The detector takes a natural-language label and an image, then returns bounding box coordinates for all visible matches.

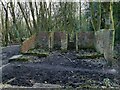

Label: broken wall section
[21,34,36,53]
[53,32,68,50]
[95,29,115,64]
[21,31,95,52]
[21,30,115,62]
[36,32,50,51]
[77,31,95,49]
[35,31,68,51]
[53,31,95,51]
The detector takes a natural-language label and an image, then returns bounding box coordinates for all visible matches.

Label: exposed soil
[2,50,120,89]
[1,45,20,66]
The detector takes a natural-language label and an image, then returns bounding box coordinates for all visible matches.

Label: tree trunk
[1,7,5,46]
[90,1,101,31]
[29,2,37,32]
[17,2,32,35]
[1,1,9,46]
[10,2,22,43]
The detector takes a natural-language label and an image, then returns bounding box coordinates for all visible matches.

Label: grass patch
[76,53,104,59]
[78,46,96,51]
[9,56,29,62]
[22,48,49,58]
[22,52,49,58]
[61,49,68,53]
[77,84,99,89]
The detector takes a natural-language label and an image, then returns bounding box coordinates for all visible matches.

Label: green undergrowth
[78,46,96,51]
[22,52,49,58]
[22,48,49,58]
[76,53,104,59]
[65,85,119,90]
[61,49,68,53]
[9,48,50,62]
[9,56,29,62]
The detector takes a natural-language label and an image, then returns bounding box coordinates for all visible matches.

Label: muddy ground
[2,49,120,89]
[1,45,20,66]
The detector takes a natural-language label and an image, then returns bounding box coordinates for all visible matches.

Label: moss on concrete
[22,52,49,58]
[9,57,29,62]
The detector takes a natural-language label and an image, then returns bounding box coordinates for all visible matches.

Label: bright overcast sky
[1,0,120,3]
[1,0,119,2]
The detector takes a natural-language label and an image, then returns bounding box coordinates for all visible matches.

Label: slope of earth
[2,49,120,89]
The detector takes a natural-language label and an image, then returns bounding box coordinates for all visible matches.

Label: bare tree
[17,2,32,35]
[1,1,9,46]
[29,2,37,32]
[90,1,101,31]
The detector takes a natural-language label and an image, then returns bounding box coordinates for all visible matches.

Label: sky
[1,0,119,2]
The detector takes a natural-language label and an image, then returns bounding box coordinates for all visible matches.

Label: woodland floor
[1,45,120,89]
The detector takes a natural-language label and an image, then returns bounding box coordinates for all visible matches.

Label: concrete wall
[36,32,50,50]
[53,32,68,50]
[53,31,95,50]
[21,30,115,63]
[77,31,95,49]
[53,32,62,49]
[21,34,36,53]
[35,31,68,51]
[21,31,95,52]
[60,32,68,50]
[95,29,115,62]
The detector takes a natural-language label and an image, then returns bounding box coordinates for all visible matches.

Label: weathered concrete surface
[60,32,68,50]
[67,32,76,50]
[21,31,95,51]
[33,83,62,88]
[21,34,36,53]
[77,31,95,49]
[49,32,54,50]
[0,83,62,89]
[36,32,49,50]
[95,29,115,64]
[20,30,115,65]
[53,32,62,49]
[53,32,68,50]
